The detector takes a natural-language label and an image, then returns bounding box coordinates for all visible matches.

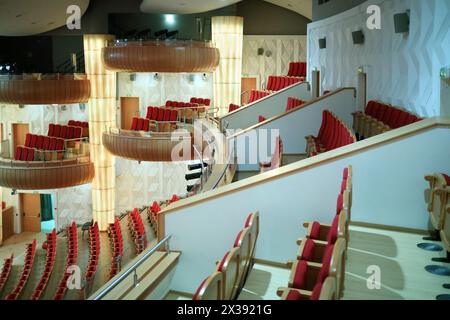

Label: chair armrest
[277,287,313,299]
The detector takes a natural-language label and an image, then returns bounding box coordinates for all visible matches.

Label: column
[212,16,244,116]
[83,34,116,231]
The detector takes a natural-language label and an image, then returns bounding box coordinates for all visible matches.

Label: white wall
[243,35,307,87]
[220,82,312,130]
[232,88,356,171]
[164,124,450,293]
[307,0,450,117]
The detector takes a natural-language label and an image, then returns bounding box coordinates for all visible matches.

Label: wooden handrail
[219,81,311,119]
[159,117,450,217]
[227,87,356,139]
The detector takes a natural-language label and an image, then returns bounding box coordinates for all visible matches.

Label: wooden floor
[0,208,157,300]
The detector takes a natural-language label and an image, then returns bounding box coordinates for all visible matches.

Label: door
[241,77,257,105]
[120,97,140,130]
[20,193,41,233]
[357,72,367,111]
[12,123,30,152]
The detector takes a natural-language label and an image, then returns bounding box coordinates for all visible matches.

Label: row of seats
[130,117,151,132]
[31,229,57,300]
[277,167,353,300]
[67,120,89,138]
[258,97,306,123]
[0,254,14,292]
[352,100,422,139]
[228,103,240,113]
[287,62,307,78]
[305,110,356,157]
[148,195,180,236]
[14,146,36,161]
[85,222,100,283]
[266,76,302,92]
[25,133,65,151]
[193,212,259,300]
[108,217,124,280]
[424,173,450,260]
[248,90,270,104]
[48,124,83,141]
[145,106,179,131]
[286,97,306,112]
[4,240,37,300]
[53,222,78,300]
[128,209,148,255]
[259,136,283,173]
[190,97,211,106]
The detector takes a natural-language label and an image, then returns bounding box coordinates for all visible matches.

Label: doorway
[40,194,55,232]
[241,77,258,105]
[357,72,367,111]
[12,123,30,155]
[120,97,140,130]
[20,193,41,233]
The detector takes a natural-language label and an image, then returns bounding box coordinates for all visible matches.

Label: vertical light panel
[83,34,116,231]
[212,16,244,116]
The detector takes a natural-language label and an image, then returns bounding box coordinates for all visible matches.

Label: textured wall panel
[307,0,450,117]
[243,35,307,88]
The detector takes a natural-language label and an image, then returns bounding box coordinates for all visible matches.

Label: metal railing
[91,235,172,300]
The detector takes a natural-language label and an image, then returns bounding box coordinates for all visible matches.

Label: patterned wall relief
[307,0,450,117]
[243,35,307,89]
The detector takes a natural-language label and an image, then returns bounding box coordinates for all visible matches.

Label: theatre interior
[0,0,449,301]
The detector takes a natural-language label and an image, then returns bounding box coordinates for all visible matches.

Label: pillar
[83,34,116,231]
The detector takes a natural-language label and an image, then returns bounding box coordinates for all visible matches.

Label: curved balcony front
[0,74,91,105]
[0,157,95,190]
[102,128,202,162]
[102,40,220,73]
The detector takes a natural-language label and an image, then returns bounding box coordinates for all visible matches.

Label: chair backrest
[67,126,75,139]
[60,125,68,139]
[146,106,154,119]
[142,119,150,132]
[328,238,346,299]
[20,147,28,161]
[233,228,251,291]
[53,125,61,138]
[43,137,51,150]
[430,173,450,229]
[15,147,22,161]
[30,134,38,148]
[48,124,55,137]
[316,277,337,300]
[216,247,240,300]
[193,271,222,300]
[130,117,138,131]
[244,212,259,260]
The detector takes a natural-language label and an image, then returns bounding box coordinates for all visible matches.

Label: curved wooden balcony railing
[0,74,91,105]
[0,156,94,190]
[102,128,203,162]
[102,40,220,73]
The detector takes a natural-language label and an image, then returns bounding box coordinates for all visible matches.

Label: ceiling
[264,0,312,19]
[140,0,312,18]
[0,0,90,36]
[140,0,242,14]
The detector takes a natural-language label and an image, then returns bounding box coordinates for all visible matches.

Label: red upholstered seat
[35,136,44,149]
[53,125,61,138]
[142,119,150,132]
[151,107,159,120]
[42,137,51,150]
[300,239,316,261]
[24,133,32,147]
[55,138,64,151]
[60,126,68,139]
[30,134,38,148]
[217,251,230,272]
[20,148,31,161]
[49,137,57,150]
[311,283,323,300]
[317,245,334,283]
[169,110,178,121]
[67,126,74,139]
[157,108,165,121]
[229,104,240,113]
[73,127,82,139]
[443,174,450,186]
[146,106,154,119]
[130,117,138,131]
[48,124,55,137]
[326,215,340,245]
[258,116,266,123]
[309,221,321,240]
[163,109,171,121]
[292,260,308,289]
[136,118,144,131]
[15,147,22,161]
[285,289,302,300]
